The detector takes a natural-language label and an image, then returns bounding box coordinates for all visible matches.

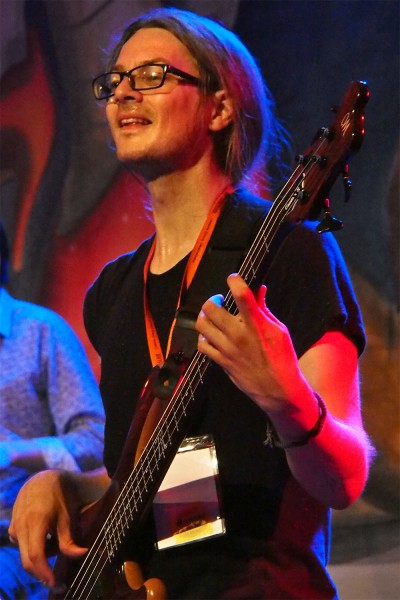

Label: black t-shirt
[83,189,365,599]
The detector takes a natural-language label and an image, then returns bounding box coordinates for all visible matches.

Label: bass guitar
[50,80,369,599]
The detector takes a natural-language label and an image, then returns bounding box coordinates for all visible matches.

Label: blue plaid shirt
[0,288,105,536]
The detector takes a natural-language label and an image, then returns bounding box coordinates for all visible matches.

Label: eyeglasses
[92,63,201,100]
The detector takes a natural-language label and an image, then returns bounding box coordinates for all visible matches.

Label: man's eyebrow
[112,58,169,71]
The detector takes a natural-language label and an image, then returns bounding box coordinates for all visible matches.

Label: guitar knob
[297,189,310,204]
[317,213,344,233]
[316,198,343,233]
[175,351,186,364]
[319,127,332,139]
[312,154,327,165]
[296,154,308,164]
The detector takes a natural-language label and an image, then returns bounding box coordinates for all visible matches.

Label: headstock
[284,80,369,227]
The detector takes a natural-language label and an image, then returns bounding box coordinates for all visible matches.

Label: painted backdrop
[1,1,399,596]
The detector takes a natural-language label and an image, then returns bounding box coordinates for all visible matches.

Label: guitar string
[98,134,332,530]
[64,165,320,599]
[100,152,323,514]
[71,183,308,598]
[64,157,321,599]
[63,201,291,596]
[64,138,329,598]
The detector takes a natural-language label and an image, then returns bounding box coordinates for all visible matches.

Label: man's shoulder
[91,236,153,291]
[85,236,154,316]
[0,290,81,348]
[212,188,271,251]
[11,296,74,333]
[230,187,272,213]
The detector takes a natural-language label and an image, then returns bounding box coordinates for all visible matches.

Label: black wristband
[266,392,327,449]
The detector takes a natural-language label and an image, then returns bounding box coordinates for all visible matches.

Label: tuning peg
[312,127,331,142]
[342,164,352,202]
[316,198,343,233]
[312,154,327,165]
[296,154,309,164]
[319,127,332,139]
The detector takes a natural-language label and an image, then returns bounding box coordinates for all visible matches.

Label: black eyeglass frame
[92,63,201,100]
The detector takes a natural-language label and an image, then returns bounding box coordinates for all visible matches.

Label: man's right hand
[8,469,88,588]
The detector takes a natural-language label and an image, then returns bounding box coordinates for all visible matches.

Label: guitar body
[50,557,165,599]
[48,481,167,599]
[50,556,161,600]
[47,371,170,599]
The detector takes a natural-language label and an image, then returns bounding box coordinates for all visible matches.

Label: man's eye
[109,75,121,88]
[148,70,162,82]
[136,68,163,85]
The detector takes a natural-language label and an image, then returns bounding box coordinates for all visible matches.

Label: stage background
[1,1,399,597]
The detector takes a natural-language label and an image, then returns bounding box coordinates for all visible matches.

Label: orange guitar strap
[143,186,234,368]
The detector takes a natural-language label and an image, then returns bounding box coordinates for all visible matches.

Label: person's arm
[35,312,105,473]
[0,314,104,474]
[8,467,110,588]
[5,314,107,588]
[0,438,48,471]
[196,274,373,509]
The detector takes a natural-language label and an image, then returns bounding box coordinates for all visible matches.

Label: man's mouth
[120,117,151,127]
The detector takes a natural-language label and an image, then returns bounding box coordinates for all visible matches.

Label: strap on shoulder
[170,190,270,358]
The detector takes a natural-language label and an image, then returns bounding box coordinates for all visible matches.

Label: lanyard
[143,186,234,367]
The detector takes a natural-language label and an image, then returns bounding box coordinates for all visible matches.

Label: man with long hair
[10,8,372,599]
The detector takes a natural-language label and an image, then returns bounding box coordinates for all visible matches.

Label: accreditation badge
[152,435,225,550]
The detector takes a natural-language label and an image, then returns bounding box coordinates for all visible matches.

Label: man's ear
[208,89,234,132]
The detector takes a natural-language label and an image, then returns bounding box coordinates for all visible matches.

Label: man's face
[105,27,213,180]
